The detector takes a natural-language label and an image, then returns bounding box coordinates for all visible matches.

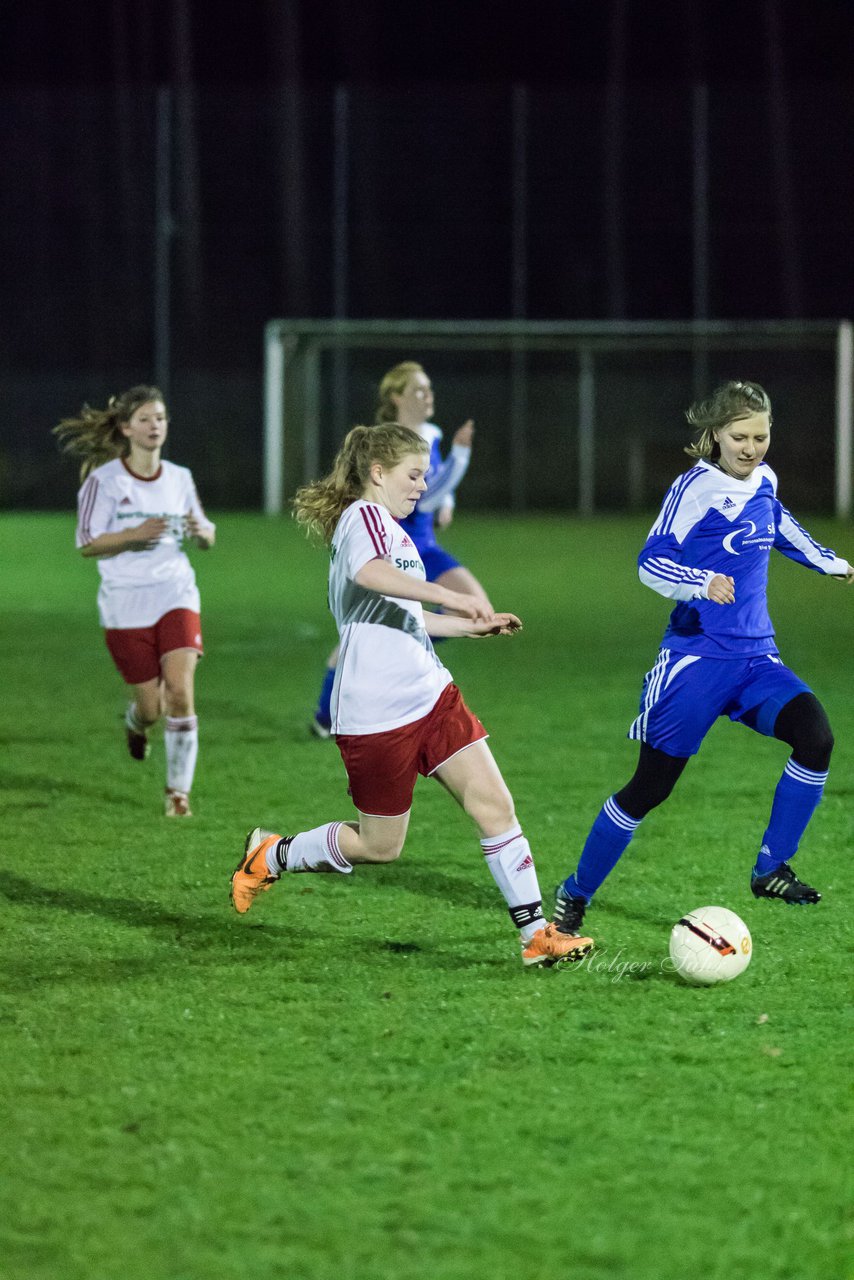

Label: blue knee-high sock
[753,758,828,877]
[315,667,336,728]
[562,796,642,902]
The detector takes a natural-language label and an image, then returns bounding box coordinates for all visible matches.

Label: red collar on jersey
[122,457,163,482]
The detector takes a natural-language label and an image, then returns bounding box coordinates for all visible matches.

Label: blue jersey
[399,423,470,552]
[638,460,847,658]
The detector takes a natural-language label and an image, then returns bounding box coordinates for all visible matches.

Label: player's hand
[707,573,735,604]
[452,419,474,448]
[436,503,454,530]
[830,562,854,584]
[441,590,494,623]
[184,514,214,547]
[468,613,523,637]
[124,517,170,551]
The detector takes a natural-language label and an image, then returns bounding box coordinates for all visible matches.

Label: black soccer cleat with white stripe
[553,883,590,934]
[751,861,821,905]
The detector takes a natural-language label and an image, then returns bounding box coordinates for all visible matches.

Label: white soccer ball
[668,905,752,986]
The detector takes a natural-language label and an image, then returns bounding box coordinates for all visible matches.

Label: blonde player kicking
[54,385,215,816]
[231,423,591,967]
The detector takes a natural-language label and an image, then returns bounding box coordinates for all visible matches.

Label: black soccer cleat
[751,861,821,905]
[553,883,590,935]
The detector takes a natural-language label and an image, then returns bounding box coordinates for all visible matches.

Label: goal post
[263,318,852,517]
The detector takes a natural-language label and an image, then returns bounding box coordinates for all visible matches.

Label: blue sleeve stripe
[642,556,707,585]
[654,466,704,537]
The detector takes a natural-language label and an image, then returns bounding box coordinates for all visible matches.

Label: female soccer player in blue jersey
[548,380,853,947]
[310,361,492,736]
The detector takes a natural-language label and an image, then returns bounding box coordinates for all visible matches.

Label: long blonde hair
[376,361,425,423]
[685,380,772,460]
[293,423,429,544]
[53,385,166,480]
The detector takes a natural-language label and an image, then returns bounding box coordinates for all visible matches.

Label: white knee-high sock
[265,822,353,875]
[481,824,545,939]
[165,715,198,794]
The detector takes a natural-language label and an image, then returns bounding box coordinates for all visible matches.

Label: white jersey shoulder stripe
[77,474,99,544]
[358,503,391,558]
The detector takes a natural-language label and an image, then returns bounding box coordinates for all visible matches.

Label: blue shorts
[418,542,461,582]
[628,648,812,758]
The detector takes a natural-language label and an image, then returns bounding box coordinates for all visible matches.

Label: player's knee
[469,789,515,834]
[616,768,682,817]
[793,719,834,772]
[777,693,834,771]
[362,834,405,863]
[162,681,192,717]
[370,843,404,863]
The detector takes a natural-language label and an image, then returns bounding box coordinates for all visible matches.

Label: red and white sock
[481,824,545,941]
[165,715,198,795]
[265,822,353,876]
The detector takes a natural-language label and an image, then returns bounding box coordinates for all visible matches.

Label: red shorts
[105,609,203,685]
[335,682,488,817]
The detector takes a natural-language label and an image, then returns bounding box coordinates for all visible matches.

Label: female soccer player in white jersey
[231,422,590,967]
[54,386,215,816]
[547,380,854,948]
[310,361,491,736]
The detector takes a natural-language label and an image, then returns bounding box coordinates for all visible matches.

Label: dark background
[1,0,852,509]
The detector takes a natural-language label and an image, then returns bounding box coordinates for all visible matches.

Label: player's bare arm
[80,517,170,558]
[425,611,522,639]
[451,419,474,447]
[354,557,493,622]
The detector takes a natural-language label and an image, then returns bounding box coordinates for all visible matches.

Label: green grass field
[1,511,851,1280]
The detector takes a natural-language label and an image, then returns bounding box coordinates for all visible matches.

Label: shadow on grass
[594,898,673,928]
[0,769,137,808]
[0,871,291,956]
[0,872,499,983]
[377,860,497,911]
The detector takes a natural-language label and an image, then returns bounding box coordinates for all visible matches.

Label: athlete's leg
[432,737,515,834]
[772,690,834,770]
[161,647,197,717]
[433,740,550,934]
[230,813,410,912]
[129,676,161,727]
[124,675,160,761]
[752,691,833,887]
[561,743,690,903]
[161,648,199,806]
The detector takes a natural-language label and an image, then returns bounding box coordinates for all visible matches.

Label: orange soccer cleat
[230,827,283,914]
[521,923,593,968]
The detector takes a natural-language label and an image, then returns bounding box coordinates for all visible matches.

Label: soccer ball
[668,905,752,986]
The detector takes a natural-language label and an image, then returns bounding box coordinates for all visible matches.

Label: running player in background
[310,361,491,737]
[54,386,215,817]
[548,380,853,947]
[232,422,590,967]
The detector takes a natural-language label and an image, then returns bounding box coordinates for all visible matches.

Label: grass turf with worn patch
[1,512,851,1280]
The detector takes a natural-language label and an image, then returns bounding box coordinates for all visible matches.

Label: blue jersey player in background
[310,361,492,737]
[547,380,853,951]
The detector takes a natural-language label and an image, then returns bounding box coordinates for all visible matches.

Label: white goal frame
[263,318,852,517]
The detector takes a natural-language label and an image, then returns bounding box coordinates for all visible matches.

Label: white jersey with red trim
[328,499,452,735]
[76,457,214,628]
